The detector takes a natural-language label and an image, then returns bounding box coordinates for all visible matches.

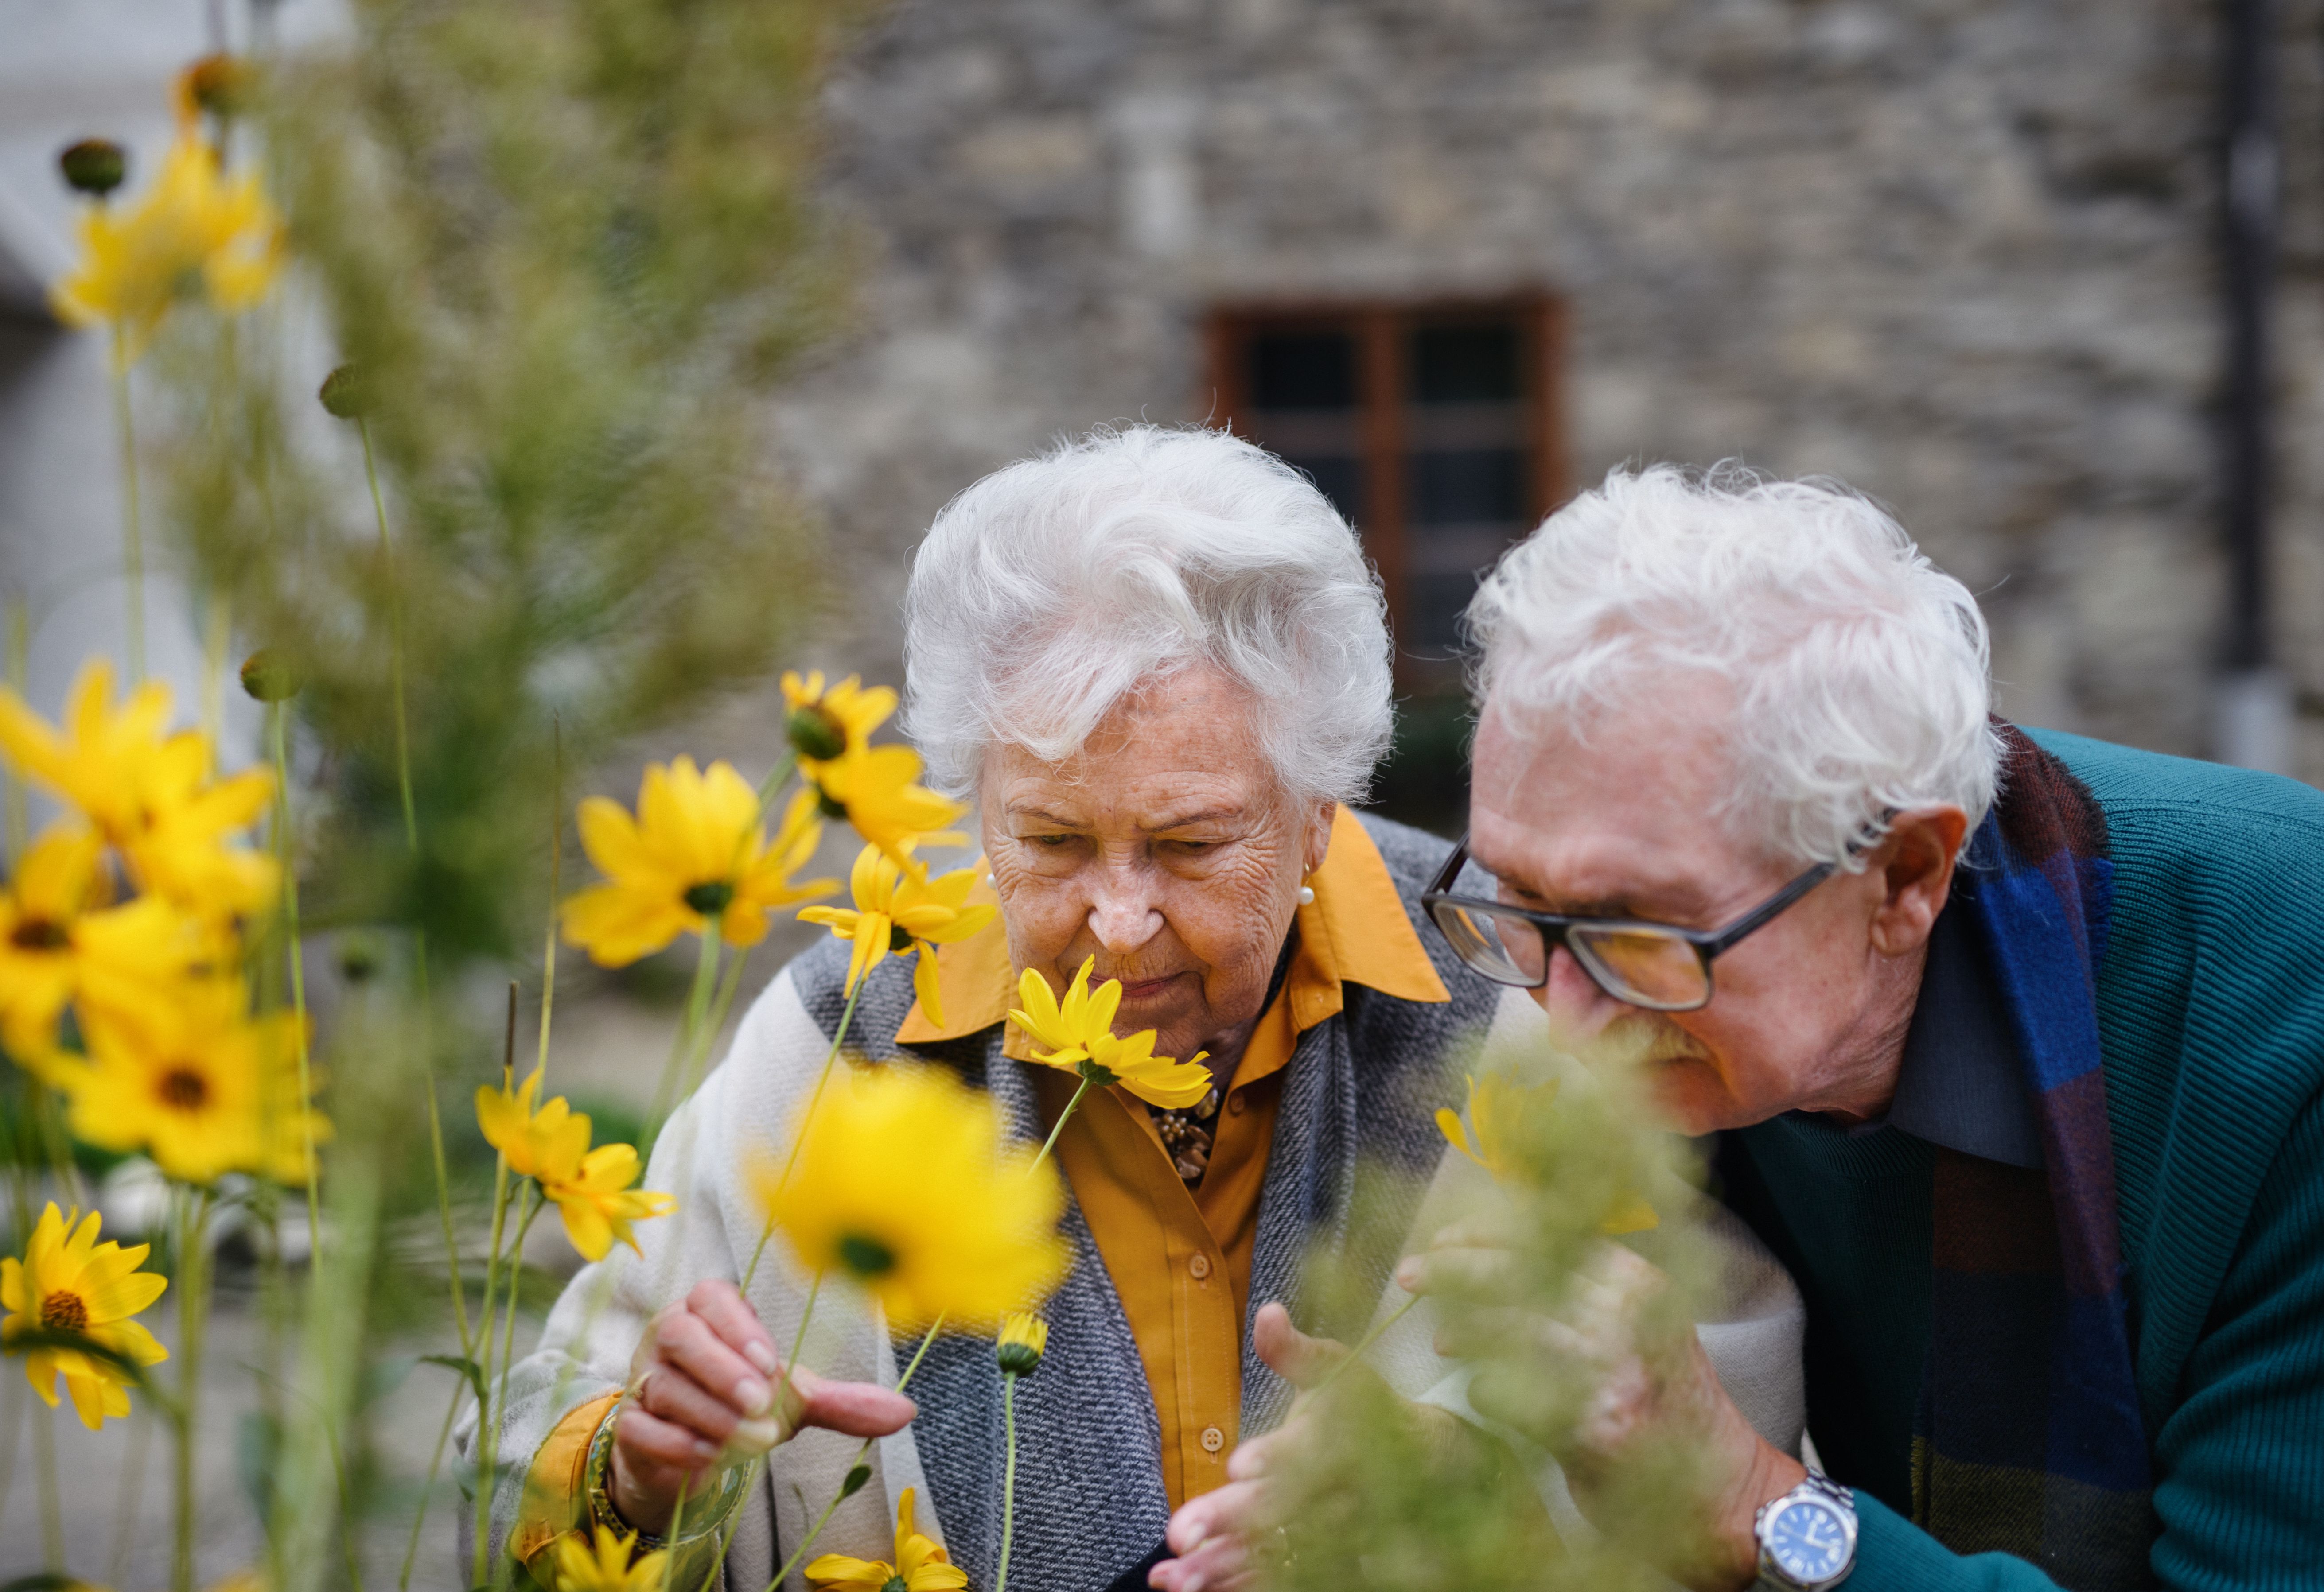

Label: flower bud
[240,649,300,703]
[996,1312,1047,1378]
[318,365,368,420]
[58,140,127,198]
[182,54,256,119]
[786,703,848,764]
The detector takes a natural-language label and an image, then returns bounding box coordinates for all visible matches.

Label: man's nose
[1536,944,1627,1045]
[1086,868,1165,954]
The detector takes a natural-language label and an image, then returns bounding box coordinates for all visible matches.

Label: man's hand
[610,1280,917,1535]
[1148,1303,1339,1592]
[1398,1222,1803,1592]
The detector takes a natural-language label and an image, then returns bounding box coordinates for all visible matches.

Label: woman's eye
[1027,833,1074,848]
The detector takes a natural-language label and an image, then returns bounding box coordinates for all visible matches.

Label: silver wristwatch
[1753,1469,1857,1590]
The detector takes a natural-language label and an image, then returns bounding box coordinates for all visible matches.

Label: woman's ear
[1304,800,1338,877]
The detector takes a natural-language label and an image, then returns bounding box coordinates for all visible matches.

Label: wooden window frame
[1203,292,1569,686]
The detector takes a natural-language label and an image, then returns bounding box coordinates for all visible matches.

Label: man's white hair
[1466,463,2002,869]
[903,425,1393,805]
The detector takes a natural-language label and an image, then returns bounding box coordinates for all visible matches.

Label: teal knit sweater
[1725,730,2324,1589]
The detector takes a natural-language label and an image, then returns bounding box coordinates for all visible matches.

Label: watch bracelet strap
[1752,1468,1859,1591]
[583,1394,753,1551]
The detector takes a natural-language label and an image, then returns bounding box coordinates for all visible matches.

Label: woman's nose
[1085,877,1165,955]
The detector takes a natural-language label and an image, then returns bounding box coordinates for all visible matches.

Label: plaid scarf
[1915,725,2156,1588]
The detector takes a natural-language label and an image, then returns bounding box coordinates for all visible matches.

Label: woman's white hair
[1466,463,2002,869]
[903,425,1393,805]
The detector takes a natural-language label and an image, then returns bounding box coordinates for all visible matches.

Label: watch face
[1766,1498,1851,1585]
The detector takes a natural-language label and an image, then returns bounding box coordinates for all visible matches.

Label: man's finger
[1164,1478,1267,1557]
[688,1280,780,1378]
[1150,1530,1255,1592]
[786,1366,918,1440]
[1395,1244,1525,1303]
[1252,1301,1343,1391]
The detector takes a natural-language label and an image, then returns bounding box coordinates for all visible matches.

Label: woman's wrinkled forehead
[982,668,1287,821]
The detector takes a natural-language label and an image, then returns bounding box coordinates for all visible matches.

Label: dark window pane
[1248,331,1357,410]
[1409,448,1526,526]
[1409,323,1520,404]
[1279,454,1363,522]
[1405,571,1484,652]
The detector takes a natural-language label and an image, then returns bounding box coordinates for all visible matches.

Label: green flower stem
[171,1188,217,1592]
[31,1381,63,1570]
[269,702,322,1243]
[997,1372,1021,1592]
[359,415,418,853]
[678,942,754,1106]
[1305,1292,1423,1401]
[109,326,144,681]
[4,592,27,860]
[470,1121,517,1585]
[740,980,864,1292]
[397,1371,462,1592]
[1031,1074,1094,1173]
[648,923,725,1149]
[490,1187,545,1453]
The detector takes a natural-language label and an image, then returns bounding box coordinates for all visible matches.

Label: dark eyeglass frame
[1420,836,1834,1011]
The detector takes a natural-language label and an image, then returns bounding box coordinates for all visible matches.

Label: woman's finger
[637,1363,744,1444]
[1152,1529,1255,1592]
[615,1401,722,1472]
[686,1280,781,1378]
[651,1307,771,1421]
[1395,1243,1525,1302]
[786,1365,919,1439]
[1164,1478,1267,1557]
[1251,1301,1343,1390]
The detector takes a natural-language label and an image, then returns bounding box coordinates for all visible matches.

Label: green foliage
[158,0,872,962]
[1265,1046,1724,1592]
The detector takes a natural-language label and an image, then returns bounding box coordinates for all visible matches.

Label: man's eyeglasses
[1420,837,1833,1012]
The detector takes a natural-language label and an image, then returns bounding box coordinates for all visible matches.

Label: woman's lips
[1113,974,1184,1001]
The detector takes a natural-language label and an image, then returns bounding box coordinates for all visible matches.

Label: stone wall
[770,0,2324,778]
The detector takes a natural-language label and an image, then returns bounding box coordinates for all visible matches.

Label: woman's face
[980,667,1335,1072]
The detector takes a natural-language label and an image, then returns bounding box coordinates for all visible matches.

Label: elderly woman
[474,429,1798,1592]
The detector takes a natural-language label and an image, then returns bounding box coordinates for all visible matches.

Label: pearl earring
[1297,880,1316,905]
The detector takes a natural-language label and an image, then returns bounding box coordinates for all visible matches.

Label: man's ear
[1868,808,1968,957]
[1305,800,1338,876]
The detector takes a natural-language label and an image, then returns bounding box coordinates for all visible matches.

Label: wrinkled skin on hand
[610,1278,917,1535]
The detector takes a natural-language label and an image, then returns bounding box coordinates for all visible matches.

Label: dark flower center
[888,923,915,954]
[815,786,847,821]
[10,916,69,951]
[837,1233,897,1279]
[786,703,849,764]
[41,1290,89,1332]
[683,880,735,916]
[880,1578,909,1592]
[157,1067,210,1111]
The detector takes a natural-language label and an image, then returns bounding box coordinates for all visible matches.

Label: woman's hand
[1398,1223,1802,1592]
[609,1279,917,1535]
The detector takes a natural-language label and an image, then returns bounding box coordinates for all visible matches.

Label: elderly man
[1384,466,2324,1590]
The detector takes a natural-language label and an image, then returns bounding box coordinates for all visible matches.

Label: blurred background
[1,0,2318,1580]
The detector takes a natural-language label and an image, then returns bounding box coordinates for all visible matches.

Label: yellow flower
[753,1065,1067,1331]
[474,1067,590,1183]
[782,671,897,775]
[0,660,276,920]
[996,1311,1048,1378]
[562,761,836,967]
[70,986,328,1186]
[1436,1072,1658,1235]
[49,133,283,365]
[0,824,208,1076]
[551,1526,669,1592]
[541,1143,676,1264]
[808,744,969,881]
[806,1486,967,1592]
[1008,956,1213,1111]
[796,842,996,1028]
[1,1203,168,1430]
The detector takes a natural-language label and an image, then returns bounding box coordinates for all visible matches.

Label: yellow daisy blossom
[806,1486,967,1592]
[808,744,969,880]
[781,671,898,777]
[753,1065,1067,1331]
[49,133,283,365]
[1436,1072,1657,1235]
[796,842,996,1028]
[0,823,204,1070]
[550,1525,669,1592]
[0,661,276,919]
[474,1067,590,1183]
[541,1144,676,1263]
[997,1311,1049,1377]
[70,986,328,1186]
[1008,956,1213,1111]
[1,1203,168,1430]
[562,761,835,967]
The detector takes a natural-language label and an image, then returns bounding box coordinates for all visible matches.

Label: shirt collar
[1883,881,2047,1169]
[894,805,1448,1048]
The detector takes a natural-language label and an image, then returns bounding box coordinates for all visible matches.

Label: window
[1204,296,1568,687]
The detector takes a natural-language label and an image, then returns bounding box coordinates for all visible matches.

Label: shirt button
[1199,1425,1225,1453]
[1228,1092,1247,1116]
[1188,1253,1211,1280]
